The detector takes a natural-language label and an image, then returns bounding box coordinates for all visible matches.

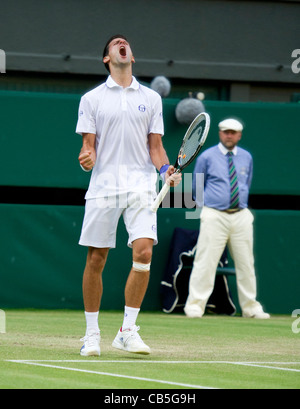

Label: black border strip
[0,186,299,210]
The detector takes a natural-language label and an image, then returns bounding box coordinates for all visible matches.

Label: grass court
[0,310,299,390]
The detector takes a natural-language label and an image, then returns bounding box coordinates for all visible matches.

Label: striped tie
[227,152,239,209]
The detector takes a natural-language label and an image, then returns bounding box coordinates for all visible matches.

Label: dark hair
[102,34,129,73]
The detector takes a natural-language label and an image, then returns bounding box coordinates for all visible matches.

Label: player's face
[104,38,135,68]
[219,130,242,150]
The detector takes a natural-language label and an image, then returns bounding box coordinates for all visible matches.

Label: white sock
[122,306,140,331]
[85,311,100,335]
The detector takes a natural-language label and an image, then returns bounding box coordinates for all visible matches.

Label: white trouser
[184,206,264,317]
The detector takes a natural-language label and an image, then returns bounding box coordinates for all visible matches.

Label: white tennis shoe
[112,325,151,355]
[80,331,101,356]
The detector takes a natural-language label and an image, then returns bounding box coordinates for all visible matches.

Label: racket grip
[150,182,170,213]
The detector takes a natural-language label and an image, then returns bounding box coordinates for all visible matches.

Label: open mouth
[119,46,127,57]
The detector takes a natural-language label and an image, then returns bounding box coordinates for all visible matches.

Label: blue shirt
[192,143,253,210]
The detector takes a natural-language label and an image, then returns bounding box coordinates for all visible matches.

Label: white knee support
[132,262,151,272]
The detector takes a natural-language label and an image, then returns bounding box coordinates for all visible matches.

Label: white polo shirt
[76,76,164,199]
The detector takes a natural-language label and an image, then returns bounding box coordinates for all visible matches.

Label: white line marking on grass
[232,362,300,373]
[7,359,300,390]
[7,360,217,389]
[8,359,300,368]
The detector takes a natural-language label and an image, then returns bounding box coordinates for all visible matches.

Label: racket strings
[179,120,207,166]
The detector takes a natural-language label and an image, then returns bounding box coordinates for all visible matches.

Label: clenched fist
[78,150,96,171]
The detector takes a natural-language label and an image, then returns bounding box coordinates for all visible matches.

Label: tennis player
[76,35,181,356]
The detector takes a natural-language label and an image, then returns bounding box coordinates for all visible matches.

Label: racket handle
[151,182,170,213]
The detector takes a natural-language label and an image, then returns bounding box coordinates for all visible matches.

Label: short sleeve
[75,95,97,135]
[149,94,164,136]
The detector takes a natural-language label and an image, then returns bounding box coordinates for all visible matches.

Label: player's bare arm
[148,133,181,187]
[79,133,96,171]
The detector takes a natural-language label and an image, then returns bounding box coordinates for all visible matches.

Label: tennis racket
[151,112,210,213]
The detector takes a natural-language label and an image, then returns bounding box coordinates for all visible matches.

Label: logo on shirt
[138,104,146,112]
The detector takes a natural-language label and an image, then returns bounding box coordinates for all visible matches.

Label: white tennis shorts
[79,192,158,248]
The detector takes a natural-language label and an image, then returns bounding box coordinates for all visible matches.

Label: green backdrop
[0,90,299,195]
[0,204,299,314]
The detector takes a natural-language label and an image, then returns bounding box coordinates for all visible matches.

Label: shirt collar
[106,75,140,90]
[218,142,238,156]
